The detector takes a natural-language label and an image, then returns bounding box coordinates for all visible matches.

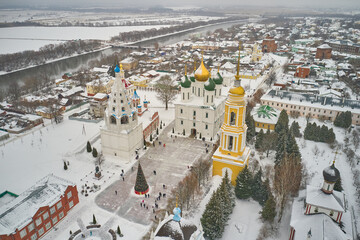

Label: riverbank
[0,17,259,88]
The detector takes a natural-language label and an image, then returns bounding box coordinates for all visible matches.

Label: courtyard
[95,121,211,225]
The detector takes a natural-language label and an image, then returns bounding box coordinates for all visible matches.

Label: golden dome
[229,86,245,95]
[194,59,210,82]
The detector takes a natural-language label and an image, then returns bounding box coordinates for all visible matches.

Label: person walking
[115,190,117,195]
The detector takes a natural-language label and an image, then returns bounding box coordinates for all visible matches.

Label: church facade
[174,59,226,140]
[212,50,251,185]
[101,65,143,160]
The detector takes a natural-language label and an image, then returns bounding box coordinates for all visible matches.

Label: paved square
[95,121,210,225]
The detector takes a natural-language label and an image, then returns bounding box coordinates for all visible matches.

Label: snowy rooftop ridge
[0,174,75,234]
[261,89,360,114]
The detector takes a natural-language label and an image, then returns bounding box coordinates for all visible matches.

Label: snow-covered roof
[317,44,332,49]
[93,93,108,100]
[60,86,83,98]
[306,185,344,212]
[0,174,75,234]
[290,190,352,240]
[261,90,360,115]
[221,62,236,69]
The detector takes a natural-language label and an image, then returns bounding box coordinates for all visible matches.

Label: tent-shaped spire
[134,162,149,195]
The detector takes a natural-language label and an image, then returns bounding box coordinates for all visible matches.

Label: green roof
[213,72,223,85]
[180,75,191,88]
[204,78,216,91]
[257,105,278,119]
[189,76,196,82]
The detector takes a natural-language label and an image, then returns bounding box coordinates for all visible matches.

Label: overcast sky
[1,0,359,9]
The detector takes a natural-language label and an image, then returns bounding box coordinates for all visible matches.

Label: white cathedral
[101,65,143,159]
[174,58,226,140]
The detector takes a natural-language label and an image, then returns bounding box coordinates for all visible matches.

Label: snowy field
[0,25,169,54]
[0,9,223,25]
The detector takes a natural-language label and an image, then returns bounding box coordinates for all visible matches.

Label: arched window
[207,95,209,103]
[183,92,185,100]
[110,116,116,124]
[211,95,213,103]
[230,112,236,125]
[121,115,129,124]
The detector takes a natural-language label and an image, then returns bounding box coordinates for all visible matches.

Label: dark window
[230,112,236,125]
[121,116,129,124]
[228,136,233,150]
[110,116,116,124]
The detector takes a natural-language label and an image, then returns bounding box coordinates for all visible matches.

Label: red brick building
[262,36,277,53]
[315,44,332,59]
[0,174,79,240]
[294,66,311,78]
[143,111,160,140]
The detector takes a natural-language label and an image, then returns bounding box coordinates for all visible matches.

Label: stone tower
[101,65,143,160]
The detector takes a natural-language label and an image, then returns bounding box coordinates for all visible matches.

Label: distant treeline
[111,16,245,43]
[0,40,101,72]
[0,21,44,28]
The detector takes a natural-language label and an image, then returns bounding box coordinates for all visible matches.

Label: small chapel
[212,47,251,185]
[100,64,143,159]
[174,56,226,140]
[289,161,353,239]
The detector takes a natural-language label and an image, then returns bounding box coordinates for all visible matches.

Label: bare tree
[192,159,212,188]
[8,82,21,101]
[154,75,178,110]
[274,155,302,221]
[352,130,359,149]
[262,131,277,157]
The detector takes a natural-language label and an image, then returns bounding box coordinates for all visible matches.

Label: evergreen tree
[275,131,286,166]
[156,128,159,135]
[183,129,185,135]
[320,125,329,142]
[261,194,276,222]
[92,214,97,224]
[275,110,289,134]
[286,133,301,160]
[235,166,253,199]
[199,133,202,139]
[255,129,264,150]
[290,121,301,138]
[327,128,336,144]
[246,113,256,143]
[63,161,68,170]
[224,170,235,207]
[218,172,234,222]
[251,169,268,206]
[86,141,92,152]
[134,162,149,194]
[334,177,343,192]
[150,134,153,142]
[334,111,352,128]
[92,147,98,158]
[201,191,225,240]
[117,225,123,237]
[172,128,174,134]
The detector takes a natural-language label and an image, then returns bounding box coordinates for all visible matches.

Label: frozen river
[0,25,169,54]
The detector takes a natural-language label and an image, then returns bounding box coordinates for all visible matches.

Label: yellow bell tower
[212,43,251,185]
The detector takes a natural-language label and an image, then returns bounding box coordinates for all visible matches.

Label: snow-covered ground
[0,25,169,54]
